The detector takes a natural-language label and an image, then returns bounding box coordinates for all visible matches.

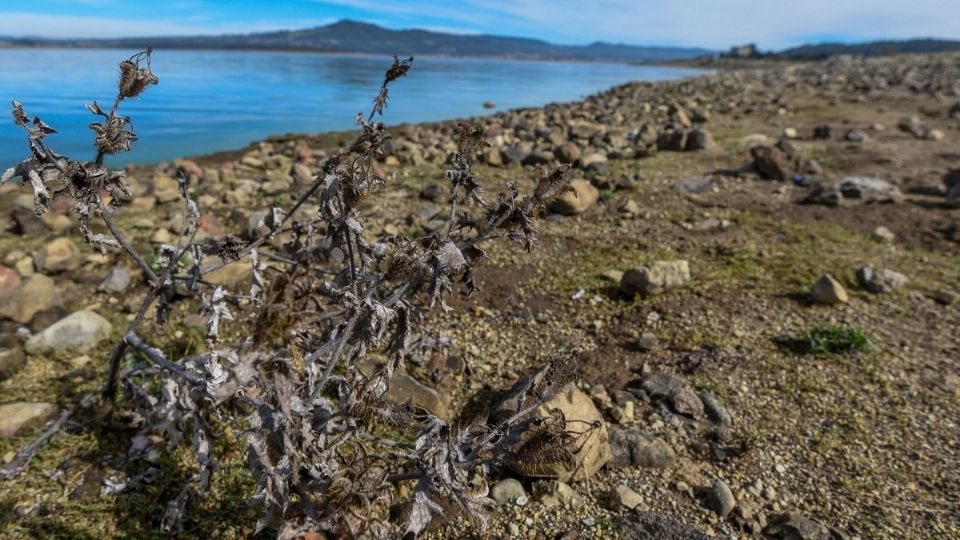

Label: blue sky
[0,0,957,50]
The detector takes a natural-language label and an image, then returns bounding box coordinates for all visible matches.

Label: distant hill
[0,19,714,63]
[776,38,960,60]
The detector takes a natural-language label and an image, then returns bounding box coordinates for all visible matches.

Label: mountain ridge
[0,19,715,62]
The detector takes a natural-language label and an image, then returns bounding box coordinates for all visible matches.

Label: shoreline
[131,66,718,171]
[0,43,701,68]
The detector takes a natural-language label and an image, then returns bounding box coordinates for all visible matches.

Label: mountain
[0,20,713,63]
[776,38,960,60]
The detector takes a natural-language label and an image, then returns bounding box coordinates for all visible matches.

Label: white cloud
[0,12,314,39]
[316,0,960,49]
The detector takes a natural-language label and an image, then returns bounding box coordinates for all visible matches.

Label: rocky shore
[1,52,959,538]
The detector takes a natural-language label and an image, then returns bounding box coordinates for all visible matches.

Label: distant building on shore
[723,43,762,59]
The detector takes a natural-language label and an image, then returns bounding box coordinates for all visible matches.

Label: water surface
[0,49,706,166]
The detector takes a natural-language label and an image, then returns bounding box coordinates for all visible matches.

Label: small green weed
[806,324,872,354]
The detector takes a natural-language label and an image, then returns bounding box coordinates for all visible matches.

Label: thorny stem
[124,332,205,388]
[104,199,200,402]
[103,287,158,401]
[100,210,159,285]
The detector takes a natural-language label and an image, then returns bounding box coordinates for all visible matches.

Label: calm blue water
[0,49,706,166]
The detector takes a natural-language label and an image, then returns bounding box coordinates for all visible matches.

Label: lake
[0,48,706,167]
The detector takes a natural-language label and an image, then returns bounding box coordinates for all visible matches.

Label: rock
[490,478,526,505]
[607,427,675,469]
[502,382,610,481]
[0,402,59,438]
[844,129,868,143]
[856,266,907,294]
[580,152,609,172]
[808,177,904,206]
[34,237,81,273]
[620,199,641,216]
[522,150,554,166]
[872,226,895,243]
[569,121,605,140]
[949,185,960,208]
[152,175,181,203]
[607,484,644,510]
[635,332,659,351]
[898,115,932,139]
[532,480,580,508]
[383,155,401,167]
[0,274,64,323]
[810,274,848,305]
[742,133,770,147]
[611,400,634,424]
[699,392,732,425]
[635,123,659,147]
[783,127,799,139]
[178,159,204,180]
[813,125,833,139]
[358,357,448,418]
[482,147,503,167]
[292,163,313,184]
[98,266,132,294]
[15,257,34,277]
[703,480,736,517]
[206,259,253,288]
[25,310,113,355]
[387,370,449,418]
[668,386,704,418]
[602,269,625,283]
[669,104,692,127]
[419,183,446,202]
[550,179,598,215]
[0,266,22,292]
[763,512,838,540]
[620,260,691,296]
[499,145,526,166]
[657,125,687,151]
[928,289,958,306]
[685,128,715,151]
[555,142,582,163]
[0,349,26,380]
[751,145,793,180]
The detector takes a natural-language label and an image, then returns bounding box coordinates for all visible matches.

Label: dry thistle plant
[1,51,580,538]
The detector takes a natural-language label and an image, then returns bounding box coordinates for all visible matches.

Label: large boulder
[25,310,113,355]
[499,382,610,482]
[550,179,598,215]
[0,274,64,324]
[620,260,691,296]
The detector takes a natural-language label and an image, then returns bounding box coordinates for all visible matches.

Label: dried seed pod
[118,49,158,99]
